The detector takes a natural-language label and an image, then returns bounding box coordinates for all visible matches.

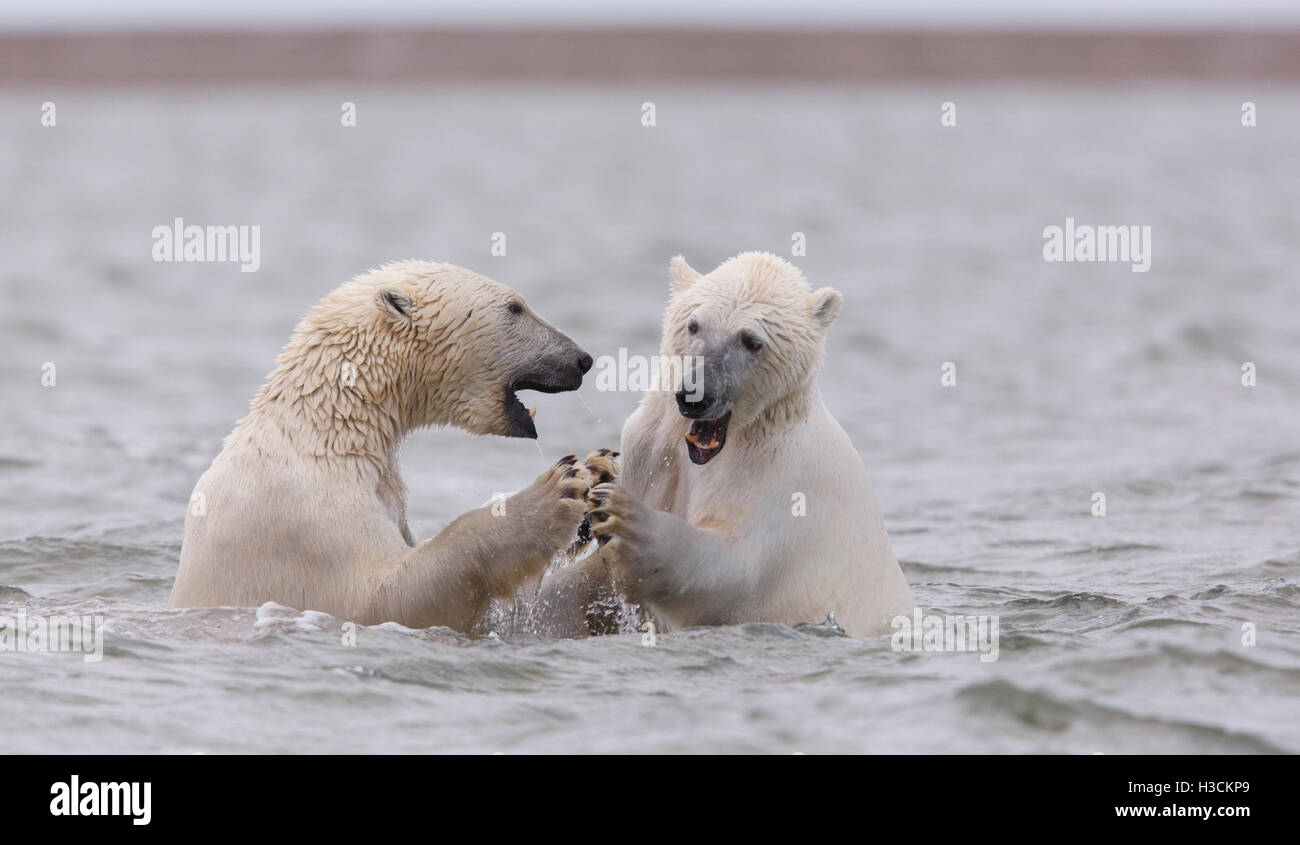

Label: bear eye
[740,332,763,352]
[687,319,699,335]
[507,301,523,315]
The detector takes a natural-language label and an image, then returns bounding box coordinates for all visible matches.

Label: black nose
[576,351,593,374]
[676,390,713,418]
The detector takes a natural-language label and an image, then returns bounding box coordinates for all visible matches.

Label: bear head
[271,261,592,445]
[659,252,841,464]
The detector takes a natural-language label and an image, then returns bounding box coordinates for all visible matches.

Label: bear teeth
[528,406,537,420]
[686,428,717,447]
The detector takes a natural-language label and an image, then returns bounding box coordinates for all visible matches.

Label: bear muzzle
[501,349,593,438]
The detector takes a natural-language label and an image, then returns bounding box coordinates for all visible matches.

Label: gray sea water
[1,85,1298,753]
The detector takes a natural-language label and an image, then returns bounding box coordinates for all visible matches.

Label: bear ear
[809,287,843,330]
[668,255,702,294]
[377,288,416,322]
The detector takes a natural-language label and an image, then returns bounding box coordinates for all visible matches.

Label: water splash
[575,389,601,423]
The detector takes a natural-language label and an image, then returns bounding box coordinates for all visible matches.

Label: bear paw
[581,448,620,485]
[573,449,620,546]
[520,454,600,553]
[586,481,648,573]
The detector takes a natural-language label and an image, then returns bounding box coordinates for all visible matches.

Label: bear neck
[246,324,432,466]
[738,381,817,448]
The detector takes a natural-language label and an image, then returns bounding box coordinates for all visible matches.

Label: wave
[956,679,1291,753]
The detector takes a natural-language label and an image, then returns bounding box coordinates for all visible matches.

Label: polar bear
[169,260,617,632]
[539,252,914,637]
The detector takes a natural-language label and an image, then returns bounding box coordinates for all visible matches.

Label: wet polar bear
[541,252,914,637]
[169,260,616,632]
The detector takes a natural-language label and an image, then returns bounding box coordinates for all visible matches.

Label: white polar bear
[169,260,617,632]
[542,252,914,637]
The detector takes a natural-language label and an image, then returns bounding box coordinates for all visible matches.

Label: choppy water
[1,85,1298,753]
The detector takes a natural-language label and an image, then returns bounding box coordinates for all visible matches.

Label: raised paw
[519,455,594,550]
[572,449,619,545]
[580,449,620,485]
[585,481,646,568]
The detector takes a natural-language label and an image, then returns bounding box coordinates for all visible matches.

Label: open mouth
[504,387,540,438]
[503,374,581,439]
[684,411,731,464]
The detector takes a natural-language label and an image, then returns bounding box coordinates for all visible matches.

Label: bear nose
[676,390,713,418]
[576,351,593,374]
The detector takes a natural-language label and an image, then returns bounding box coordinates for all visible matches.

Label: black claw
[562,467,579,478]
[560,489,579,499]
[599,472,613,483]
[597,534,612,544]
[611,451,620,458]
[590,510,608,521]
[598,448,612,456]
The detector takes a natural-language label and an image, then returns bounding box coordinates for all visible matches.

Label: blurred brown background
[4,28,1300,84]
